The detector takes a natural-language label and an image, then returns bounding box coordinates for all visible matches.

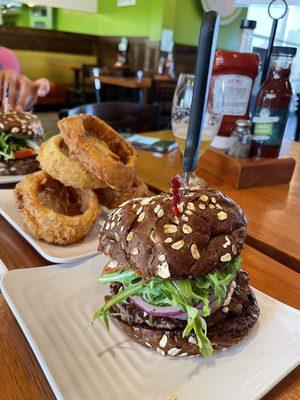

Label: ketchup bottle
[250,46,296,158]
[212,20,260,149]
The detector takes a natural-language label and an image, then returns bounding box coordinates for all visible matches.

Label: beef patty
[109,271,255,330]
[0,156,39,175]
[108,271,259,355]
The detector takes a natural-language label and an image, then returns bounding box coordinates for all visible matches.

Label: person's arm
[0,70,50,111]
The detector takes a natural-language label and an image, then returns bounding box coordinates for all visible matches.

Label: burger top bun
[98,187,247,279]
[0,109,44,137]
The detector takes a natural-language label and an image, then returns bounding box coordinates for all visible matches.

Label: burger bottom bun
[114,288,259,357]
[0,156,39,176]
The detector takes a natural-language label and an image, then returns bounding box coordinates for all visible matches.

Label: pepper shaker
[227,119,252,158]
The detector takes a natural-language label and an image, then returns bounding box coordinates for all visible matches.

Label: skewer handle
[182,11,219,174]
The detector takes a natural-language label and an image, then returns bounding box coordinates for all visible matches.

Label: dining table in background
[70,63,177,104]
[99,74,152,90]
[136,131,300,273]
[99,74,176,105]
[99,74,152,104]
[68,64,152,104]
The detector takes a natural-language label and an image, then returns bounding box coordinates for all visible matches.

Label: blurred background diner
[0,0,299,143]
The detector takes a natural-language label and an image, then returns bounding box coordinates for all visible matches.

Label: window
[247,4,300,91]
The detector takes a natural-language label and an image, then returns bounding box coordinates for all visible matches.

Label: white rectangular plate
[0,174,25,184]
[0,189,99,263]
[1,256,299,400]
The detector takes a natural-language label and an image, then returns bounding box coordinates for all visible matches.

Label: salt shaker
[227,119,252,158]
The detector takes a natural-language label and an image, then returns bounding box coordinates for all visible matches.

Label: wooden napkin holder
[198,147,296,189]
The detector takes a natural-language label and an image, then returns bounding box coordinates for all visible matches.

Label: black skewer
[260,0,288,85]
[182,11,219,189]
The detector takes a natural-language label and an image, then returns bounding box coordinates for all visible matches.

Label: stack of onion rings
[14,171,100,245]
[58,114,138,190]
[14,114,149,246]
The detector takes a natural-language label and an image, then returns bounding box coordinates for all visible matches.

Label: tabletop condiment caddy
[226,46,297,160]
[210,17,297,160]
[196,16,297,189]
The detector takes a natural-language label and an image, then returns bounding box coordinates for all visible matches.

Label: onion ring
[37,134,106,189]
[14,171,101,245]
[58,114,138,190]
[94,177,150,209]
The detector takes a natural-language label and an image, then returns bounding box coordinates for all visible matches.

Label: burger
[0,109,44,175]
[92,187,259,357]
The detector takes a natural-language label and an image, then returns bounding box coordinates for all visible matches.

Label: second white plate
[0,189,100,263]
[0,174,25,184]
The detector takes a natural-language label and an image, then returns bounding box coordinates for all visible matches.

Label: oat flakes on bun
[91,186,259,357]
[0,109,43,175]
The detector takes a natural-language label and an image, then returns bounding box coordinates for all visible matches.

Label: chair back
[150,77,177,129]
[60,102,160,133]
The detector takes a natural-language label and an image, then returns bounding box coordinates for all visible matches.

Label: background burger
[92,187,259,357]
[0,109,44,175]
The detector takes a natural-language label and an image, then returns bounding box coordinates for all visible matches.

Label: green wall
[218,9,248,51]
[6,0,247,50]
[8,0,164,40]
[173,0,247,50]
[173,0,201,45]
[55,0,162,39]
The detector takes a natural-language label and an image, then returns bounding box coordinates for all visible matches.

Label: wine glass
[171,73,224,188]
[171,73,223,154]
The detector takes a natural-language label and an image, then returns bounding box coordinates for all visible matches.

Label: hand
[0,70,50,111]
[15,77,50,111]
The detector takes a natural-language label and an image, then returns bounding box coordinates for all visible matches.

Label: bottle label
[252,107,288,145]
[213,74,253,116]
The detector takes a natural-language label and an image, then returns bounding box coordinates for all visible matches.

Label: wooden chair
[58,102,161,133]
[150,76,177,129]
[66,64,101,107]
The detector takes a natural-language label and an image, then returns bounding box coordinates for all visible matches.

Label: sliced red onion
[129,296,183,317]
[129,295,215,320]
[171,296,219,320]
[129,282,232,320]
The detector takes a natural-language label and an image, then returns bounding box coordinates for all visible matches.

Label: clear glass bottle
[237,19,257,53]
[171,74,223,153]
[227,119,252,158]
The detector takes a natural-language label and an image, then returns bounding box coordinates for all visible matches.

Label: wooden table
[0,130,299,398]
[69,67,175,104]
[0,213,299,399]
[99,74,176,89]
[100,75,152,90]
[99,75,152,104]
[137,131,300,272]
